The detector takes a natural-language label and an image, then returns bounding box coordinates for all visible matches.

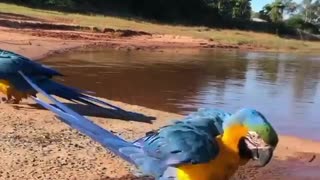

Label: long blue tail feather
[20,71,140,164]
[79,93,127,112]
[41,80,124,111]
[18,71,131,118]
[40,81,121,117]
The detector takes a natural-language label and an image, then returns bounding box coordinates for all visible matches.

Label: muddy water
[42,49,320,140]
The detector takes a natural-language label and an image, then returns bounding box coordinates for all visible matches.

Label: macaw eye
[252,134,257,138]
[253,134,260,139]
[251,111,258,115]
[248,131,261,141]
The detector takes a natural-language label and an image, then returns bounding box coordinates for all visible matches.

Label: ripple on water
[42,49,320,141]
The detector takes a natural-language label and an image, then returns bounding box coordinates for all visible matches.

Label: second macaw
[0,49,129,116]
[22,72,279,180]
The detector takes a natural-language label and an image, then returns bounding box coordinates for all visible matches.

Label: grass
[0,2,319,52]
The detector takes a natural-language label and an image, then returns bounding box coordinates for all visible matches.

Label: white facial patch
[245,131,267,149]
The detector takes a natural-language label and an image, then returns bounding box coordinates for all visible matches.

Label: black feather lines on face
[238,137,252,159]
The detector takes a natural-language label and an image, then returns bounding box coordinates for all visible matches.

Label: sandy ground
[0,23,249,60]
[0,98,319,180]
[0,17,320,180]
[0,26,240,59]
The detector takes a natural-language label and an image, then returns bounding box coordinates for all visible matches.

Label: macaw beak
[249,146,274,167]
[239,132,275,167]
[242,133,275,167]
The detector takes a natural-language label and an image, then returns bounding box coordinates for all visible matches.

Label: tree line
[6,0,320,35]
[256,0,319,34]
[3,0,253,24]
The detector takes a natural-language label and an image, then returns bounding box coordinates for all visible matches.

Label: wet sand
[0,26,239,59]
[0,25,320,179]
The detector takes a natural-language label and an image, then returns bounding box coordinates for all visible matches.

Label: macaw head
[223,108,278,167]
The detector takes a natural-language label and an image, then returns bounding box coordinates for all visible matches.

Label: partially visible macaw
[22,72,279,180]
[0,49,128,116]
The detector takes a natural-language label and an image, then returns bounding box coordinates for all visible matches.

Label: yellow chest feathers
[0,79,30,101]
[176,124,249,180]
[0,80,10,94]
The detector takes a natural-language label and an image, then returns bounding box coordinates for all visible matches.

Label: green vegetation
[4,0,319,36]
[259,0,287,22]
[0,0,320,52]
[258,0,319,34]
[4,0,252,25]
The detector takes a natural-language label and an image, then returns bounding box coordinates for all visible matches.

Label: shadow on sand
[13,102,156,124]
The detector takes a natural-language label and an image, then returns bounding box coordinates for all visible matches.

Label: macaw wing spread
[134,107,231,166]
[131,108,231,175]
[0,49,61,77]
[183,107,231,134]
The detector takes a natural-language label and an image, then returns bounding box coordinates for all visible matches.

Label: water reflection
[42,49,320,140]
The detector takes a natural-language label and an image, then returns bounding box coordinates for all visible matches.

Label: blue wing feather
[20,71,139,164]
[131,108,231,167]
[183,108,231,134]
[0,49,62,78]
[0,49,130,117]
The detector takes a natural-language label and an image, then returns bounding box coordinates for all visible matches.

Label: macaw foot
[0,97,10,104]
[1,97,20,104]
[129,167,149,178]
[1,97,6,103]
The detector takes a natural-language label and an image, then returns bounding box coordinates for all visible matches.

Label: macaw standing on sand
[21,70,278,180]
[0,49,129,116]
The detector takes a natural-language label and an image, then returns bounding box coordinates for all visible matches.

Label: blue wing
[20,71,140,164]
[21,71,165,177]
[183,107,231,134]
[0,49,61,78]
[133,108,231,166]
[0,49,132,118]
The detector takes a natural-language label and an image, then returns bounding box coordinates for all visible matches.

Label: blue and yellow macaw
[22,73,279,180]
[0,49,128,115]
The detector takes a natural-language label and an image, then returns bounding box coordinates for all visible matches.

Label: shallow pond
[42,49,320,140]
